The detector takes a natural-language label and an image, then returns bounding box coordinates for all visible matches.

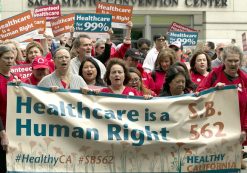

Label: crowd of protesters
[0,21,247,172]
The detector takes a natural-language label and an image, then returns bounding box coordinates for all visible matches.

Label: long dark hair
[160,63,196,96]
[190,51,211,74]
[79,57,104,86]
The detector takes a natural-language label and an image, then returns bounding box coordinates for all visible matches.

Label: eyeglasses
[129,78,140,83]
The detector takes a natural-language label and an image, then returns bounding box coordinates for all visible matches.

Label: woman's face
[0,51,15,72]
[160,56,171,72]
[27,47,42,63]
[195,54,208,74]
[82,61,97,84]
[223,53,241,77]
[128,72,141,90]
[169,74,186,95]
[109,64,125,87]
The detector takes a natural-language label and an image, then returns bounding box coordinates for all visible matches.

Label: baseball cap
[169,41,182,49]
[32,56,49,69]
[125,48,143,60]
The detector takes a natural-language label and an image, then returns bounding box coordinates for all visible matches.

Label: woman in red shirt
[101,58,140,96]
[190,51,211,85]
[151,48,176,95]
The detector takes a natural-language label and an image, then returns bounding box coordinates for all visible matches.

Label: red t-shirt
[190,71,206,85]
[101,86,141,96]
[22,73,40,85]
[0,73,17,129]
[152,70,166,95]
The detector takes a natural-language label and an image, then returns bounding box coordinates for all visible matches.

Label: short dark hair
[153,34,166,42]
[137,38,151,48]
[207,41,215,50]
[190,51,211,74]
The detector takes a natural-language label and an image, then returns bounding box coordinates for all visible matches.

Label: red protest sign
[34,17,46,34]
[50,13,75,37]
[11,64,32,79]
[34,4,61,21]
[0,11,38,41]
[96,2,132,29]
[169,22,197,32]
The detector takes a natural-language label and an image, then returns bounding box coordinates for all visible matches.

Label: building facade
[1,0,247,46]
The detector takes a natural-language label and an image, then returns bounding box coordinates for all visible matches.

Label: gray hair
[222,45,243,64]
[73,34,91,49]
[0,45,14,57]
[95,39,106,48]
[53,47,70,59]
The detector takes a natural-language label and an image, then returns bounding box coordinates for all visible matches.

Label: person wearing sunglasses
[169,41,185,63]
[136,38,151,63]
[143,34,167,72]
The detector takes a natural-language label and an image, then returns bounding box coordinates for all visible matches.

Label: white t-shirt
[142,47,159,72]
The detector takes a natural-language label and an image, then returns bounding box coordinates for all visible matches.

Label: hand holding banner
[6,84,242,172]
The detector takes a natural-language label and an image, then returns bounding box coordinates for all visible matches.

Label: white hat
[169,41,182,49]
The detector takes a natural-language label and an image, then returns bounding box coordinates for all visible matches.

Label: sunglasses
[219,48,224,51]
[99,46,105,49]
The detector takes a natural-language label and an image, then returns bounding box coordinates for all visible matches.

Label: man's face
[203,42,210,52]
[155,37,166,50]
[125,56,138,67]
[55,49,71,71]
[77,37,93,58]
[95,43,105,56]
[170,45,182,62]
[0,51,15,72]
[223,53,241,77]
[33,68,49,81]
